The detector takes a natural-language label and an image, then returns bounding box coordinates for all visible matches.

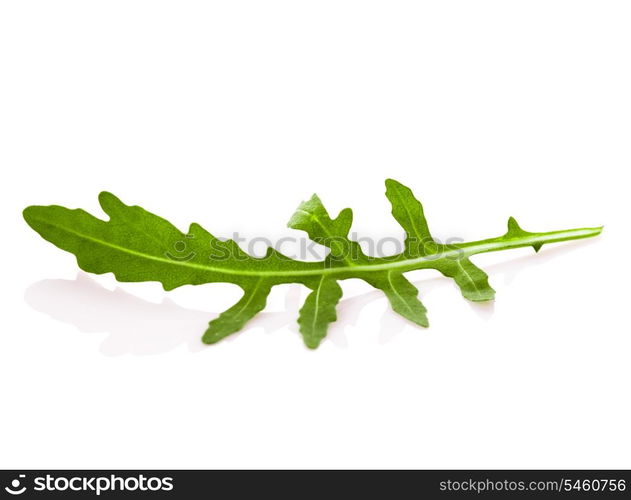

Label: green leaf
[23,180,603,348]
[288,194,353,243]
[384,178,494,301]
[203,279,272,344]
[385,178,434,256]
[288,194,364,265]
[437,258,495,302]
[298,277,343,349]
[365,271,428,327]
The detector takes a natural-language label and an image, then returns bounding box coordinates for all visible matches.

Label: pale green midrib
[233,278,265,320]
[31,215,602,280]
[311,276,325,332]
[386,271,415,316]
[457,227,602,255]
[456,260,481,295]
[391,185,429,242]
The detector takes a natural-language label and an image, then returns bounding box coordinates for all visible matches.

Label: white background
[1,1,629,469]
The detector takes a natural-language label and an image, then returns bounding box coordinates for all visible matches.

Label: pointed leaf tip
[308,193,321,204]
[506,216,532,238]
[288,194,353,242]
[507,216,521,231]
[287,193,321,229]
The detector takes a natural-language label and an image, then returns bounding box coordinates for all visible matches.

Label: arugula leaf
[385,178,433,256]
[364,271,429,327]
[203,278,272,344]
[298,276,343,349]
[23,180,602,348]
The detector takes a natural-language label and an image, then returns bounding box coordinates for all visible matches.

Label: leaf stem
[274,225,604,279]
[458,226,603,256]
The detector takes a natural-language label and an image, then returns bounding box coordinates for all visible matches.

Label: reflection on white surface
[24,240,595,355]
[24,273,301,356]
